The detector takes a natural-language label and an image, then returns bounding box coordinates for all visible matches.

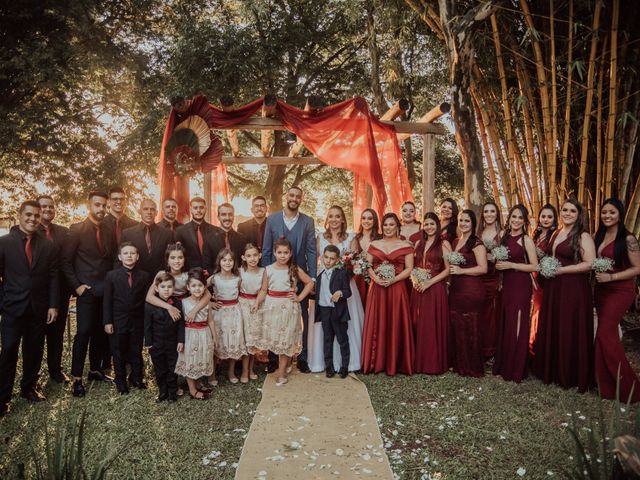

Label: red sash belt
[239,292,258,300]
[268,290,290,298]
[185,321,209,329]
[219,299,238,306]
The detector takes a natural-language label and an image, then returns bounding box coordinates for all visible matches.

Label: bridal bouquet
[539,256,562,278]
[375,261,396,282]
[592,256,615,273]
[352,253,372,283]
[410,267,432,289]
[445,252,466,266]
[336,250,355,272]
[491,245,510,262]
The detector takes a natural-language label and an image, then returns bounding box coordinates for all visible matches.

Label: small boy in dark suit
[315,244,352,379]
[103,242,150,394]
[144,272,184,402]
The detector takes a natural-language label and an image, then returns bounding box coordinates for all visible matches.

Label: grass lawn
[1,311,639,479]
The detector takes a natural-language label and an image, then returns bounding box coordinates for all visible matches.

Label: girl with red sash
[239,243,265,382]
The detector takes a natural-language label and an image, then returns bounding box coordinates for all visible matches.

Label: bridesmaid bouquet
[491,245,510,262]
[375,261,396,282]
[352,253,372,283]
[592,256,614,273]
[410,267,432,288]
[539,256,562,278]
[445,252,466,266]
[483,238,497,251]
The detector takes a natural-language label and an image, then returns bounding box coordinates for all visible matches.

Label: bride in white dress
[308,206,364,372]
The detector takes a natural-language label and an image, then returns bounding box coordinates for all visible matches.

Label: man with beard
[0,201,59,416]
[262,186,317,373]
[37,195,72,384]
[103,187,137,245]
[122,199,174,279]
[214,203,246,263]
[237,196,268,251]
[175,197,221,274]
[157,197,182,233]
[62,191,117,397]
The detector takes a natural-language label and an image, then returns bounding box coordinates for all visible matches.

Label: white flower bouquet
[592,257,614,273]
[352,253,372,283]
[535,247,546,260]
[375,261,396,282]
[445,252,466,266]
[483,238,497,251]
[491,245,510,262]
[410,268,432,289]
[539,256,562,278]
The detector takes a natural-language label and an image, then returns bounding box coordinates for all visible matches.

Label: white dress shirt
[283,211,300,231]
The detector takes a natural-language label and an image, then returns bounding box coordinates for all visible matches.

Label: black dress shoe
[167,394,178,402]
[72,381,86,398]
[339,367,349,379]
[297,361,311,373]
[325,368,336,378]
[21,389,46,402]
[130,381,147,390]
[119,389,130,395]
[265,363,278,374]
[156,393,169,403]
[50,372,71,384]
[88,371,113,383]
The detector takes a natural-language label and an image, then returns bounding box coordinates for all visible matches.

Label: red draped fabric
[158,96,413,222]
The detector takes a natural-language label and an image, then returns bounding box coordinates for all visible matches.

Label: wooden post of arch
[423,133,436,213]
[261,94,277,157]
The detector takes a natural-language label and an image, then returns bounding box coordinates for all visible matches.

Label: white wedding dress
[308,233,365,372]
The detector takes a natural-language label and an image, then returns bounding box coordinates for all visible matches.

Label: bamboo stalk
[619,85,640,200]
[474,95,502,203]
[596,36,608,223]
[577,0,602,203]
[604,0,620,199]
[626,172,640,235]
[559,0,573,199]
[549,0,559,202]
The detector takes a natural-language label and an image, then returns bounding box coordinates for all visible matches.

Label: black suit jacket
[103,266,150,333]
[121,223,174,276]
[237,218,265,251]
[103,213,137,233]
[62,218,116,297]
[156,218,182,233]
[38,222,72,297]
[175,220,220,273]
[314,267,351,323]
[0,226,59,318]
[212,228,247,265]
[144,299,185,347]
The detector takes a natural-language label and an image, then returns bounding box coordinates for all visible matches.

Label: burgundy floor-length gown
[594,242,640,402]
[529,235,550,355]
[493,234,533,382]
[480,233,501,358]
[531,235,594,392]
[362,244,414,375]
[410,239,449,374]
[449,238,486,377]
[354,237,369,308]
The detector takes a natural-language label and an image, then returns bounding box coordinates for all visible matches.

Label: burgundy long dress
[410,238,449,374]
[493,234,533,382]
[529,235,550,355]
[354,237,369,308]
[480,232,501,358]
[594,242,640,402]
[449,238,485,377]
[531,235,594,392]
[362,244,414,375]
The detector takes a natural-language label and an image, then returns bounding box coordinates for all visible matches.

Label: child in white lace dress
[239,243,264,381]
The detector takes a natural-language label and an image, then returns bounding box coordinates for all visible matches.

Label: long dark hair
[380,212,401,238]
[501,204,530,246]
[440,198,459,241]
[164,243,187,272]
[213,248,239,276]
[415,212,442,266]
[478,200,502,237]
[533,203,558,243]
[561,197,586,263]
[356,208,382,242]
[594,198,630,267]
[459,209,479,251]
[273,237,298,287]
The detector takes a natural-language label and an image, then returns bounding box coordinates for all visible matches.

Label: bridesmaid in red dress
[531,197,596,392]
[593,198,640,402]
[400,201,422,244]
[478,201,503,360]
[448,209,488,377]
[362,213,415,375]
[439,197,459,243]
[410,212,451,374]
[351,208,381,308]
[493,205,538,382]
[529,204,558,354]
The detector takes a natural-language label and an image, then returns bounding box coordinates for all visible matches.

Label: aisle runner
[235,372,394,479]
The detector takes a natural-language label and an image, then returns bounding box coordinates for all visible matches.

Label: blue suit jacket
[261,211,317,278]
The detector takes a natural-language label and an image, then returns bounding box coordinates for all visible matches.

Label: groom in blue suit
[262,186,317,373]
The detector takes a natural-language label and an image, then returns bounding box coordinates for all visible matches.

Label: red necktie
[171,222,176,233]
[196,225,204,255]
[127,271,133,288]
[95,225,105,255]
[25,235,33,268]
[224,231,230,250]
[145,226,152,254]
[45,226,53,241]
[115,218,122,244]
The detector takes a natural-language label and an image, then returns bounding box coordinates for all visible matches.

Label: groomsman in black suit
[237,196,268,251]
[121,199,174,278]
[0,201,59,416]
[62,191,117,397]
[37,195,71,384]
[157,197,182,233]
[103,186,137,245]
[175,197,221,274]
[214,203,247,263]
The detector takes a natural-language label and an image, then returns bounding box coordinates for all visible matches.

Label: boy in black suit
[315,244,351,379]
[144,273,185,402]
[103,242,150,394]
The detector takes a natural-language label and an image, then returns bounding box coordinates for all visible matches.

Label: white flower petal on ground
[517,467,526,476]
[202,458,211,466]
[336,448,344,456]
